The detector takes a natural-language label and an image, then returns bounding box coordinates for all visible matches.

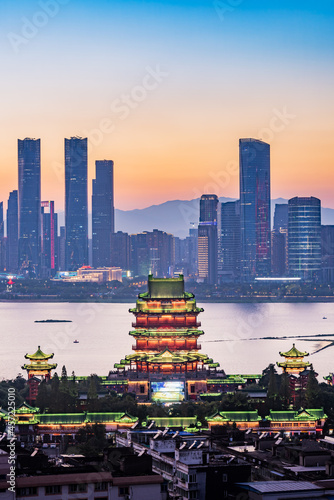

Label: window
[17,487,37,496]
[140,385,145,394]
[189,473,197,483]
[189,491,198,499]
[45,485,62,494]
[69,484,87,493]
[94,482,108,491]
[190,385,195,394]
[118,487,129,496]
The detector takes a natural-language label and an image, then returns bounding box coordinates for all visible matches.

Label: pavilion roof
[268,409,327,421]
[279,343,309,358]
[129,328,204,337]
[24,346,55,360]
[206,411,261,423]
[22,362,57,371]
[121,347,217,365]
[16,402,39,414]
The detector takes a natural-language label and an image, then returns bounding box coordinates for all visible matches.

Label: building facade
[65,137,88,270]
[239,139,271,280]
[92,160,115,267]
[219,200,240,282]
[198,194,218,284]
[288,197,321,281]
[18,138,41,276]
[6,190,19,273]
[41,201,58,277]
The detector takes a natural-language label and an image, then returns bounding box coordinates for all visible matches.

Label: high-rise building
[321,225,334,282]
[288,196,321,281]
[41,201,58,277]
[58,226,66,271]
[111,231,131,271]
[6,190,18,273]
[65,137,88,270]
[272,203,288,276]
[18,138,41,275]
[0,202,5,271]
[219,200,240,282]
[239,138,271,280]
[92,160,114,267]
[198,194,218,284]
[130,230,174,277]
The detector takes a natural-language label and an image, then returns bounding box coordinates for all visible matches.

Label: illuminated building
[277,344,310,375]
[219,200,240,282]
[22,346,57,402]
[18,138,41,276]
[206,411,261,431]
[92,160,114,267]
[321,225,334,282]
[65,137,88,270]
[111,231,131,270]
[239,138,271,280]
[288,196,321,281]
[6,190,19,273]
[0,201,5,272]
[198,194,218,284]
[41,201,58,277]
[130,230,174,277]
[114,275,220,401]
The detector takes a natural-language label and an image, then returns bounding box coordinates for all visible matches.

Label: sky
[0,0,333,211]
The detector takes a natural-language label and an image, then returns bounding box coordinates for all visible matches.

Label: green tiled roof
[16,402,39,414]
[37,413,86,425]
[148,417,198,428]
[22,362,57,371]
[277,361,310,369]
[129,328,204,337]
[25,346,54,360]
[268,409,326,421]
[86,412,138,423]
[117,348,217,366]
[206,411,261,423]
[279,344,309,358]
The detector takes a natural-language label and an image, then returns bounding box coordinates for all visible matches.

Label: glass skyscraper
[92,160,114,267]
[219,200,240,281]
[65,137,88,270]
[6,190,18,273]
[239,138,271,280]
[288,196,321,281]
[198,194,218,284]
[18,138,41,275]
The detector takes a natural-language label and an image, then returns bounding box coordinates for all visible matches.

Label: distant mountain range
[115,198,334,238]
[56,198,334,239]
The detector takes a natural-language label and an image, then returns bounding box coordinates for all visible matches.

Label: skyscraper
[288,197,321,281]
[0,202,5,272]
[198,194,218,284]
[6,190,18,273]
[18,138,41,275]
[239,138,271,280]
[272,203,288,276]
[111,231,131,270]
[321,225,334,282]
[41,201,58,277]
[65,137,88,270]
[92,160,114,267]
[219,200,240,281]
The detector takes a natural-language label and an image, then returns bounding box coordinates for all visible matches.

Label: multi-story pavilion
[114,275,220,401]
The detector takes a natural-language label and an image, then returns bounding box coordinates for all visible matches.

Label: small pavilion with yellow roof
[22,346,57,402]
[277,343,311,375]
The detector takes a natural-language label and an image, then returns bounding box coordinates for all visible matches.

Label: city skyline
[1,1,333,211]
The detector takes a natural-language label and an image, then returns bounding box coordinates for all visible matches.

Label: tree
[267,365,280,410]
[279,372,291,409]
[305,367,320,408]
[36,380,49,412]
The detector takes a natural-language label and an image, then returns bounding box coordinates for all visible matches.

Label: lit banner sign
[151,381,185,402]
